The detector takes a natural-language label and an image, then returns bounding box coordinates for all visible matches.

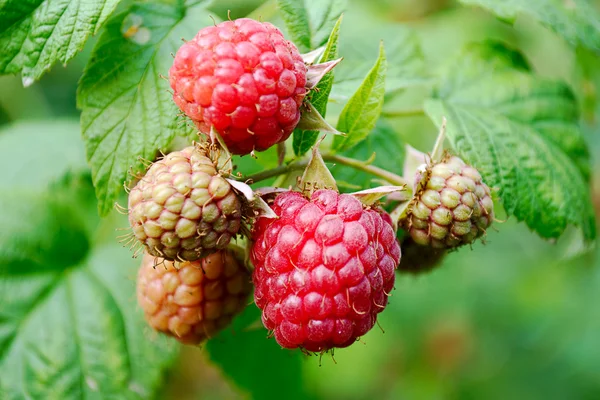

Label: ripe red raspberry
[251,190,401,352]
[137,251,252,345]
[169,18,307,155]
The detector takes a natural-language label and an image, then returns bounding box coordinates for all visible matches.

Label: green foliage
[293,16,343,156]
[330,8,430,102]
[276,0,346,52]
[206,307,308,399]
[0,192,90,274]
[0,0,121,84]
[330,119,405,191]
[332,42,387,153]
[77,1,213,216]
[436,42,590,176]
[0,120,88,189]
[0,121,178,399]
[425,42,596,241]
[459,0,600,53]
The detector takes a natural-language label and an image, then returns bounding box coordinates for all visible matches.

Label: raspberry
[137,250,252,344]
[403,156,494,248]
[251,189,401,352]
[169,18,307,155]
[398,238,446,274]
[128,146,242,261]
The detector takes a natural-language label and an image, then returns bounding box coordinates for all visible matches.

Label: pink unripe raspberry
[170,18,307,155]
[128,146,242,261]
[137,251,252,344]
[404,156,494,248]
[251,190,401,352]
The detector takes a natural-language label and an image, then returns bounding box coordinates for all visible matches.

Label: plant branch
[381,108,425,118]
[242,161,308,183]
[277,142,286,166]
[322,154,408,186]
[241,154,409,187]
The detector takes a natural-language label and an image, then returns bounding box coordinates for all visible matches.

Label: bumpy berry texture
[403,156,494,248]
[170,18,308,155]
[137,251,252,344]
[251,190,401,352]
[128,146,241,261]
[398,238,446,274]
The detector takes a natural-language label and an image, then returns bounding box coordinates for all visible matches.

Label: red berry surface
[169,18,307,155]
[137,251,252,345]
[251,190,401,352]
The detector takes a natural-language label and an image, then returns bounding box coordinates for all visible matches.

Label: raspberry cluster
[126,16,493,354]
[170,18,307,155]
[251,190,401,352]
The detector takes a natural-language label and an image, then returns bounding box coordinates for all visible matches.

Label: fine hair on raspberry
[170,18,307,155]
[128,146,242,262]
[404,155,494,248]
[251,189,401,352]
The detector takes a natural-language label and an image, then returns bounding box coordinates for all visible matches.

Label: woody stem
[242,153,408,187]
[242,161,308,183]
[321,154,408,187]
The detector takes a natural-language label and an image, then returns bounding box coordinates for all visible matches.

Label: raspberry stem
[244,162,308,183]
[381,108,425,118]
[322,154,408,187]
[242,153,408,187]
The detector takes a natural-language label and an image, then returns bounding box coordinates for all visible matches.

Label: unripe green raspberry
[403,156,494,249]
[137,251,252,344]
[398,238,446,274]
[128,146,242,261]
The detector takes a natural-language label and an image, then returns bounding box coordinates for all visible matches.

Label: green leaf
[0,243,179,399]
[0,122,99,272]
[424,43,596,241]
[458,0,600,53]
[0,191,90,275]
[436,41,590,178]
[0,120,88,189]
[426,100,595,241]
[77,1,212,216]
[0,120,179,398]
[330,7,429,102]
[332,42,386,153]
[329,119,405,191]
[276,0,346,52]
[0,0,121,84]
[576,46,600,120]
[206,307,307,400]
[293,15,342,156]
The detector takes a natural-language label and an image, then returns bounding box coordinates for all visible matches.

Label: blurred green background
[1,0,599,399]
